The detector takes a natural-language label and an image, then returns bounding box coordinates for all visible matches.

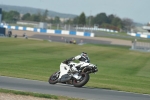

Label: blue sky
[0,0,149,24]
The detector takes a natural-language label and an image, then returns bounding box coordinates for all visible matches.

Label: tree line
[2,10,134,32]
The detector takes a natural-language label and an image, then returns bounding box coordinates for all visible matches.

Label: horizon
[0,0,149,24]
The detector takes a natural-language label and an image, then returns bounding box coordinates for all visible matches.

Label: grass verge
[0,88,83,100]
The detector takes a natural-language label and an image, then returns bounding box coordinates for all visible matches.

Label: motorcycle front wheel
[72,72,90,87]
[48,71,60,84]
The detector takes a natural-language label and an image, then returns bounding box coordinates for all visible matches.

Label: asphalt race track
[29,34,132,46]
[30,34,112,45]
[10,30,132,46]
[0,76,150,100]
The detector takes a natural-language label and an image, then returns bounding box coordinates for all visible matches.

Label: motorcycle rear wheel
[48,71,60,84]
[72,72,90,87]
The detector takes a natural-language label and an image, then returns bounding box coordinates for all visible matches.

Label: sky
[0,0,149,24]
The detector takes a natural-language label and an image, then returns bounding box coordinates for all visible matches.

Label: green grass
[0,88,83,100]
[95,31,150,42]
[0,38,150,95]
[9,23,35,28]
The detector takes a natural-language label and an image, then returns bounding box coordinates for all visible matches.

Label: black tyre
[72,73,90,87]
[48,71,60,84]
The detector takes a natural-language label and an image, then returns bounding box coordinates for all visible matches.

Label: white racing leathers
[58,55,90,79]
[71,54,90,71]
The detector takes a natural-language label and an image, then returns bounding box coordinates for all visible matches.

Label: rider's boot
[71,66,78,72]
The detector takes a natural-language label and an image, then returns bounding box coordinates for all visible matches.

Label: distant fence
[0,25,95,37]
[76,27,118,33]
[127,33,150,39]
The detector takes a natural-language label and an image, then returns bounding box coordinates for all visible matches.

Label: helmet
[81,52,87,57]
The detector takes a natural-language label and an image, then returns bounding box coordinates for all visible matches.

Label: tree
[94,13,108,25]
[37,11,42,22]
[41,9,48,22]
[108,14,115,24]
[73,16,79,25]
[122,18,134,32]
[30,14,41,22]
[2,11,7,20]
[3,10,20,22]
[10,11,20,20]
[22,13,31,20]
[107,15,123,31]
[78,12,86,26]
[86,15,94,27]
[54,16,60,24]
[112,17,122,26]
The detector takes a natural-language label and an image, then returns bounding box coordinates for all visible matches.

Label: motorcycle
[48,59,98,87]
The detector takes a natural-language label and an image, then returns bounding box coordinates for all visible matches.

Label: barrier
[76,27,118,33]
[0,27,5,36]
[0,25,95,37]
[127,33,150,39]
[130,39,150,52]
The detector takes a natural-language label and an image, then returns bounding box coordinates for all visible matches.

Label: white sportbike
[48,59,98,87]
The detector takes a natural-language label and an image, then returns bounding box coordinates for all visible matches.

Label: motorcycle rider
[69,52,90,71]
[58,52,90,81]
